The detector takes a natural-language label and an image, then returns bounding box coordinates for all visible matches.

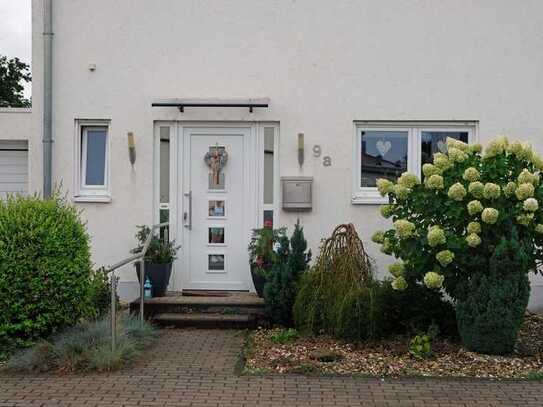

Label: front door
[181,127,254,290]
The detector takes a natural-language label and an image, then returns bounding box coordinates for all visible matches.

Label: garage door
[0,141,29,199]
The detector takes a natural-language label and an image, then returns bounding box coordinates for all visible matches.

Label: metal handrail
[104,222,170,351]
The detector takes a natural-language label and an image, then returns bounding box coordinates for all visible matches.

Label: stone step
[153,312,256,329]
[129,292,265,319]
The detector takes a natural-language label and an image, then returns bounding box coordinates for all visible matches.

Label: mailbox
[281,177,313,211]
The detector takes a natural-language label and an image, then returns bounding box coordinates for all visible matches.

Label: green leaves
[0,194,93,354]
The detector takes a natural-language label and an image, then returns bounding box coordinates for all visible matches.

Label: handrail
[105,222,170,351]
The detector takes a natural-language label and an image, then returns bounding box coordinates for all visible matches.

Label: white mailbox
[281,177,313,211]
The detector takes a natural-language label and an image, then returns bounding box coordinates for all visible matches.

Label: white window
[74,120,111,202]
[352,121,477,204]
[261,125,279,227]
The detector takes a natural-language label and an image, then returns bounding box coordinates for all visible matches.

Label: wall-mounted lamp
[298,133,304,167]
[127,132,136,165]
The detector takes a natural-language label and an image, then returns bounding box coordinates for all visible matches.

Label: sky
[0,0,32,98]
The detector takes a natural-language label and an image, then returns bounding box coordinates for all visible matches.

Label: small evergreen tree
[288,220,312,281]
[264,221,310,326]
[456,230,531,354]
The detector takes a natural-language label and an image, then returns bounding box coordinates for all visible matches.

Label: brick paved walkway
[1,329,543,406]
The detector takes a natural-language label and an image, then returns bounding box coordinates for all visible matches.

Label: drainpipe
[43,0,53,198]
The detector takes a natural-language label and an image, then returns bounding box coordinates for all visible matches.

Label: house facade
[1,0,543,307]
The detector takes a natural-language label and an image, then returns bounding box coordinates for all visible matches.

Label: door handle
[183,190,192,230]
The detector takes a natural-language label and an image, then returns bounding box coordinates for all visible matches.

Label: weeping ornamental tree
[372,136,543,354]
[294,224,376,341]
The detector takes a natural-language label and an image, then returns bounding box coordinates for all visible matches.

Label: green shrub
[378,280,457,337]
[288,221,312,281]
[294,224,375,340]
[409,325,438,360]
[334,284,383,341]
[5,315,157,373]
[270,328,299,344]
[373,136,542,353]
[0,194,93,354]
[456,234,530,354]
[88,268,118,319]
[264,222,311,326]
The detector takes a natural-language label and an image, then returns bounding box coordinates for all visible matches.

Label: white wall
[30,0,543,303]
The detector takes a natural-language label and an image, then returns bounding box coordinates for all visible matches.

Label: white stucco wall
[30,0,543,304]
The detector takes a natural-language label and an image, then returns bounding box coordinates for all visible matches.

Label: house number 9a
[313,145,332,167]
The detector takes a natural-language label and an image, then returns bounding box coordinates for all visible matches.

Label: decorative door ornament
[204,144,228,185]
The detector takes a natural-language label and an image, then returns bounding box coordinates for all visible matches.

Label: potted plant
[132,225,178,297]
[248,221,286,297]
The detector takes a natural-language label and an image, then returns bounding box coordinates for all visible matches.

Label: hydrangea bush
[372,136,542,354]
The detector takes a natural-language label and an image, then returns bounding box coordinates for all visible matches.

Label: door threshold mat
[182,290,232,297]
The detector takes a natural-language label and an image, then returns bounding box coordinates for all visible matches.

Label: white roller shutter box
[0,141,28,199]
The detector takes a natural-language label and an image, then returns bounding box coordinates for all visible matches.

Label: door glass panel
[208,173,225,190]
[208,254,225,271]
[159,127,170,241]
[209,200,225,217]
[263,210,274,228]
[264,127,274,204]
[360,130,408,187]
[85,129,107,185]
[208,227,225,244]
[159,127,170,204]
[207,146,226,190]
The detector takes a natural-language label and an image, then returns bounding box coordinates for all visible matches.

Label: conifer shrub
[264,222,311,326]
[456,232,531,354]
[0,194,93,355]
[373,136,541,354]
[293,224,377,341]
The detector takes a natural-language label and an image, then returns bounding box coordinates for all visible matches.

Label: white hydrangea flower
[448,183,467,201]
[523,198,539,212]
[423,272,445,289]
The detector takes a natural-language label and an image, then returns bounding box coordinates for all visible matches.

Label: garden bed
[2,316,157,374]
[244,312,543,379]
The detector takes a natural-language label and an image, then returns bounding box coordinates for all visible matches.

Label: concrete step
[129,292,265,319]
[153,312,256,329]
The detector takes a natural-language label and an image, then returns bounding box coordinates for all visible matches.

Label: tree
[0,55,31,108]
[264,221,311,327]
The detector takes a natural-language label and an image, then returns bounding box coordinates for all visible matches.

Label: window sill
[351,193,388,205]
[73,195,112,203]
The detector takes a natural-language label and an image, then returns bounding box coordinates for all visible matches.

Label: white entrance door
[181,127,254,290]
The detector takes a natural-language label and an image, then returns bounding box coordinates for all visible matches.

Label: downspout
[43,0,53,197]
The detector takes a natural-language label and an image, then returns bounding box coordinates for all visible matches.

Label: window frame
[74,119,111,202]
[352,121,477,205]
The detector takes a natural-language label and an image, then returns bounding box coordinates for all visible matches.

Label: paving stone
[1,329,543,406]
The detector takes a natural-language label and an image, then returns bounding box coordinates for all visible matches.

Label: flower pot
[250,266,267,298]
[135,262,172,297]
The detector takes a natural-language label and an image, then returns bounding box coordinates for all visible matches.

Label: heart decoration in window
[437,140,448,153]
[376,140,392,157]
